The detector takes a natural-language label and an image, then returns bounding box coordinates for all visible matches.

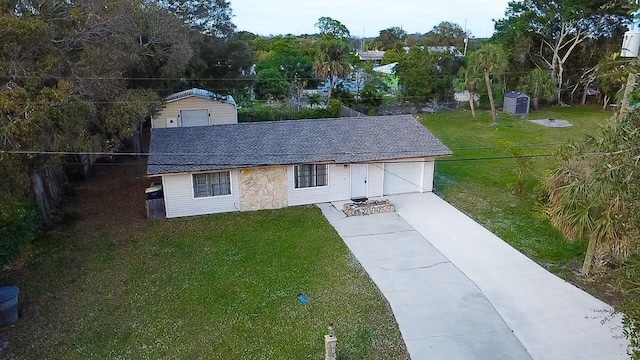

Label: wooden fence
[340,106,367,118]
[146,198,166,220]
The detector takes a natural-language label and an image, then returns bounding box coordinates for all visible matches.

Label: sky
[230,0,511,39]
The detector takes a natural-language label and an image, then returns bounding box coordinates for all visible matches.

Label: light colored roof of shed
[505,91,529,98]
[147,115,452,175]
[165,88,236,105]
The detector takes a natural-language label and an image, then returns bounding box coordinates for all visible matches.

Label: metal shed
[503,91,530,115]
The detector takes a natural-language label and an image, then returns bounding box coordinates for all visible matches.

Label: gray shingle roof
[147,115,452,175]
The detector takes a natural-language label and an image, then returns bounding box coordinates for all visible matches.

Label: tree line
[0,0,252,261]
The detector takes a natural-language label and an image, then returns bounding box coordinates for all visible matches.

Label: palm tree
[521,68,555,110]
[314,38,351,100]
[546,113,640,275]
[470,44,508,125]
[307,93,322,108]
[454,65,481,119]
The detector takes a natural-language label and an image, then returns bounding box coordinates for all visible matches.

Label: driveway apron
[318,203,533,360]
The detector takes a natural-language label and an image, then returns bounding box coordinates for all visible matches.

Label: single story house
[151,88,237,129]
[147,115,452,218]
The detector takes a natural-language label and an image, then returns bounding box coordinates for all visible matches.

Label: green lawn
[0,164,407,359]
[421,106,611,269]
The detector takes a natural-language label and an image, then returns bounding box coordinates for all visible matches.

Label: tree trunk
[556,63,564,105]
[620,72,637,117]
[327,75,334,101]
[30,166,52,224]
[581,83,588,105]
[468,81,477,119]
[533,97,539,110]
[582,236,597,275]
[484,70,498,125]
[469,91,476,119]
[603,95,610,111]
[133,129,143,158]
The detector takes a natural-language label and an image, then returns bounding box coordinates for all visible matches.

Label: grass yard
[0,162,408,359]
[421,106,611,273]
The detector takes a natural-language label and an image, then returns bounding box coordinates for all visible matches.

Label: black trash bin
[0,287,19,327]
[145,185,164,200]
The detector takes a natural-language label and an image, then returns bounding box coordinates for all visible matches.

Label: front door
[351,164,367,199]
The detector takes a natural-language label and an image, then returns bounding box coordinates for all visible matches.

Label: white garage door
[383,162,422,195]
[180,109,209,127]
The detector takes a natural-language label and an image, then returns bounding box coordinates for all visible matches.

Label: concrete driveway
[318,193,628,360]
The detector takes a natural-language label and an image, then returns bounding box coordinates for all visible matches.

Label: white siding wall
[152,96,237,128]
[367,164,384,197]
[162,171,240,218]
[422,160,435,192]
[287,164,351,206]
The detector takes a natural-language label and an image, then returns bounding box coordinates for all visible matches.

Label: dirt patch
[72,158,149,239]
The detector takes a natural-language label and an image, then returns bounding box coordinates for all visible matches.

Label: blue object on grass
[298,294,309,304]
[0,287,19,327]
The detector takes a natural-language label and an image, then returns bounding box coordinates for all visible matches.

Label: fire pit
[343,199,395,216]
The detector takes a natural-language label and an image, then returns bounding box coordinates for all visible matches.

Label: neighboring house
[151,88,237,129]
[320,71,366,93]
[356,50,385,64]
[147,115,452,218]
[402,46,463,57]
[373,62,400,91]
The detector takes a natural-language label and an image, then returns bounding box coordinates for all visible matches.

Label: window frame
[179,108,210,127]
[192,171,233,199]
[294,164,329,189]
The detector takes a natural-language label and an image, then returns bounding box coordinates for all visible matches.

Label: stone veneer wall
[343,199,395,216]
[239,166,288,211]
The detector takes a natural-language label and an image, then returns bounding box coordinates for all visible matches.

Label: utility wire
[0,69,607,81]
[0,147,556,156]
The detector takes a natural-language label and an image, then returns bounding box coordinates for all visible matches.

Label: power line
[1,149,552,158]
[0,68,605,81]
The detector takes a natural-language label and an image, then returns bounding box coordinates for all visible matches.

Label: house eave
[146,154,452,177]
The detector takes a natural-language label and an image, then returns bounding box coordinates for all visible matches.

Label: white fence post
[324,323,337,360]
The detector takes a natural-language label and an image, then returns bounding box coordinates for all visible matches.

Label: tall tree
[0,0,223,226]
[396,47,443,108]
[455,63,482,119]
[158,0,236,37]
[494,0,632,104]
[313,38,351,100]
[372,26,407,50]
[469,43,508,125]
[315,17,350,39]
[313,17,352,99]
[424,21,468,50]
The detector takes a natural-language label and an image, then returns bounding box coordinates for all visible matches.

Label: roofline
[146,155,452,177]
[164,94,236,106]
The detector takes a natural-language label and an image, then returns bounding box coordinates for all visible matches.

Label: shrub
[238,100,343,122]
[0,197,38,264]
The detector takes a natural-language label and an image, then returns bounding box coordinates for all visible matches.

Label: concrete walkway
[319,193,629,360]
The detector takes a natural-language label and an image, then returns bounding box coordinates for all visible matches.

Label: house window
[294,164,328,188]
[193,172,231,198]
